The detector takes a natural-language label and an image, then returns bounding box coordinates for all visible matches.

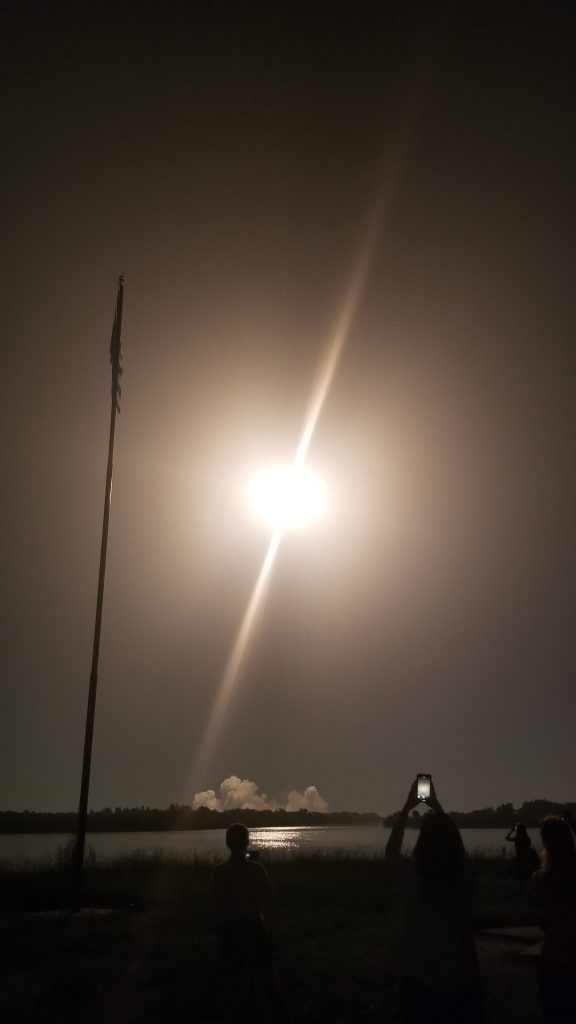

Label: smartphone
[417,774,431,802]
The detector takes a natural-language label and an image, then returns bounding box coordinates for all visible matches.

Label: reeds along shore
[0,852,542,1023]
[1,848,537,919]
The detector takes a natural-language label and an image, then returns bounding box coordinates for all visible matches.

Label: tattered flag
[110,274,125,412]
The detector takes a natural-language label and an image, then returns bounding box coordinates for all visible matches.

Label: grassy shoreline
[0,852,541,1022]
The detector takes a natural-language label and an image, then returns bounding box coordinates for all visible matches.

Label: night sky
[2,2,575,815]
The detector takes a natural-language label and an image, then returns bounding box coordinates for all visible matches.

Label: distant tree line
[2,799,573,834]
[382,799,576,829]
[0,805,381,834]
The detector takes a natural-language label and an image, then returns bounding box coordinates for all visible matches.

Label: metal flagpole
[73,275,125,909]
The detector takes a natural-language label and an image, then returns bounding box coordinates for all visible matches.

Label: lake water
[0,825,539,866]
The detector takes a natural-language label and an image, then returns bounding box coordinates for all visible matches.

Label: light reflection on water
[0,825,534,866]
[247,825,400,854]
[249,827,327,851]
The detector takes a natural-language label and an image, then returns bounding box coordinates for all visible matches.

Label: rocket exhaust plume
[188,117,415,792]
[192,775,328,813]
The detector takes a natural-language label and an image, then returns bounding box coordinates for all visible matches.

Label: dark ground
[0,853,542,1022]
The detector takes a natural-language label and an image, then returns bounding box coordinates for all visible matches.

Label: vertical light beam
[189,122,414,792]
[191,527,283,783]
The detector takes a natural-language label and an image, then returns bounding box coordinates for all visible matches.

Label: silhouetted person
[385,779,483,1024]
[211,823,291,1023]
[531,816,576,1023]
[505,822,539,881]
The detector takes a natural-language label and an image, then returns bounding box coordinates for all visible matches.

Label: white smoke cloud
[286,785,329,812]
[192,775,277,811]
[191,788,220,811]
[192,776,329,812]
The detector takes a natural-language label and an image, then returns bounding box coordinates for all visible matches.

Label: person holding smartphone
[505,822,539,881]
[384,777,483,1023]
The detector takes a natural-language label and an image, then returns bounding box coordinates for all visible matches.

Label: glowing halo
[187,137,410,792]
[247,462,328,531]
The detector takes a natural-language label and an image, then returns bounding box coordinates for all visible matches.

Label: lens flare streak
[190,151,408,789]
[295,203,384,467]
[191,527,282,782]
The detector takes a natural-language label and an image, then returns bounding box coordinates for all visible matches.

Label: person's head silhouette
[515,823,531,847]
[226,822,250,859]
[413,811,466,883]
[540,816,576,875]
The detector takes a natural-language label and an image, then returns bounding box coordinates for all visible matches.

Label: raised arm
[384,780,419,863]
[427,779,444,815]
